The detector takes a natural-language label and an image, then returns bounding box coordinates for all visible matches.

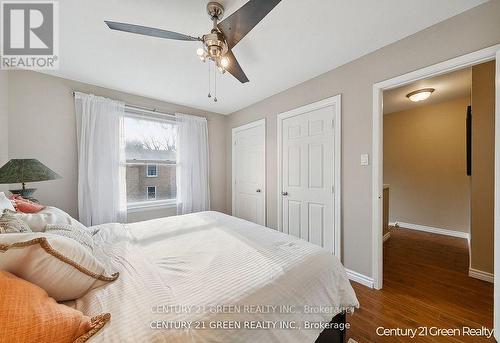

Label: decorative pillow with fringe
[0,233,119,301]
[0,270,110,343]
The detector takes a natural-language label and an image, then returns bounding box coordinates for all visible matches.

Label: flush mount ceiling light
[406,88,435,102]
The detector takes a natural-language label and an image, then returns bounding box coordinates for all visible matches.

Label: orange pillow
[0,270,110,343]
[9,196,45,213]
[13,198,45,213]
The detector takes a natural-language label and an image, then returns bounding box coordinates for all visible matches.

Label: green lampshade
[0,159,62,184]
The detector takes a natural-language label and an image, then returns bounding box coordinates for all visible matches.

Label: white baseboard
[391,221,469,240]
[469,268,494,283]
[346,268,374,288]
[383,232,391,242]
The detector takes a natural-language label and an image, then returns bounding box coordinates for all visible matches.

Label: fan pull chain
[207,61,212,98]
[213,61,218,102]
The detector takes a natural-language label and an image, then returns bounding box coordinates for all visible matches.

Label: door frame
[232,118,266,225]
[372,45,500,300]
[277,95,342,258]
[495,48,500,340]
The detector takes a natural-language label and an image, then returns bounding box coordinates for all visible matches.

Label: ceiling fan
[105,0,282,84]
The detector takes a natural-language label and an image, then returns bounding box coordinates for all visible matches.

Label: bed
[74,211,359,342]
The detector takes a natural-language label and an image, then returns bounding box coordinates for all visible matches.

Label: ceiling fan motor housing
[203,31,228,59]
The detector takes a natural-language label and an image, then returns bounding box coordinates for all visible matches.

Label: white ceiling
[47,0,487,114]
[383,67,471,114]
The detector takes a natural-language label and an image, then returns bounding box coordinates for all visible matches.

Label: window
[147,164,158,177]
[124,113,177,208]
[147,186,157,200]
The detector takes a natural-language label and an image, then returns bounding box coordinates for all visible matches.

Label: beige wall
[225,1,500,277]
[7,71,227,220]
[383,97,470,233]
[470,61,496,274]
[0,71,8,192]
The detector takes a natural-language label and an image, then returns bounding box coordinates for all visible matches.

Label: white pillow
[45,223,94,251]
[0,192,15,212]
[13,206,88,232]
[0,232,119,301]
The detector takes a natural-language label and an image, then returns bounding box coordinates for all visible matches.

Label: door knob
[256,189,261,193]
[282,191,288,196]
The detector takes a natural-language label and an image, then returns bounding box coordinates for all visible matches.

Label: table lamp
[0,159,62,199]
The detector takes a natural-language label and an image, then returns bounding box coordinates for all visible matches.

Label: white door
[232,120,266,225]
[278,97,341,255]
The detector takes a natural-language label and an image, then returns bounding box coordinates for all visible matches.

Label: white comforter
[77,211,358,343]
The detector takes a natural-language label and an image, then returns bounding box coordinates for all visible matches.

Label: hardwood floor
[346,228,494,342]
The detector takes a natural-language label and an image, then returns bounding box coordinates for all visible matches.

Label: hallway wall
[384,97,471,233]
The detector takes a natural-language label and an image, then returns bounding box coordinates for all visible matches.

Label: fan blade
[105,21,200,41]
[218,0,282,49]
[225,50,249,83]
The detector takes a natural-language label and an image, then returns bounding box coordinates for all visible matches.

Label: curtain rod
[71,91,176,119]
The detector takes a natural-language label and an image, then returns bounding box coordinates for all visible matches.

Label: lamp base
[10,188,37,198]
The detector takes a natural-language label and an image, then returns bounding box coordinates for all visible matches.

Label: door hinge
[331,118,335,129]
[332,186,335,194]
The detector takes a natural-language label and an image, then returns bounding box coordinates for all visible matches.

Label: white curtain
[176,113,210,214]
[74,92,127,226]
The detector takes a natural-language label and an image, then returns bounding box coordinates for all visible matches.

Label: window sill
[127,200,177,213]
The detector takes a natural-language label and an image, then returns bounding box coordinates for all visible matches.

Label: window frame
[123,110,177,212]
[146,164,158,178]
[146,186,157,200]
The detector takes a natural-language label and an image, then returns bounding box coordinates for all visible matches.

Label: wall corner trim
[392,221,470,240]
[346,268,374,288]
[469,268,494,283]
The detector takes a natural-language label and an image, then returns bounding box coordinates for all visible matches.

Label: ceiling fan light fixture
[197,47,208,62]
[406,88,435,102]
[220,56,230,68]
